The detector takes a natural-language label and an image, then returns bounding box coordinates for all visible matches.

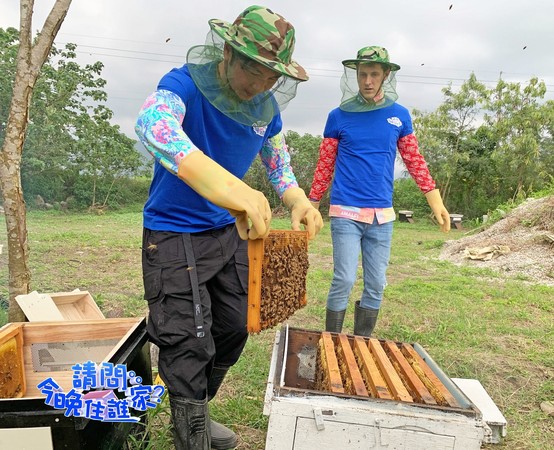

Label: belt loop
[182,233,205,338]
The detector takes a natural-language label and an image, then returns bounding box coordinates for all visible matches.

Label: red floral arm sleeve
[397,133,436,193]
[308,138,339,201]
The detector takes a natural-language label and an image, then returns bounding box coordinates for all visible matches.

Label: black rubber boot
[353,301,379,337]
[325,308,346,333]
[169,394,211,450]
[207,366,238,450]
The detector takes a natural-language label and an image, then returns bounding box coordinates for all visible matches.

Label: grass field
[0,210,552,449]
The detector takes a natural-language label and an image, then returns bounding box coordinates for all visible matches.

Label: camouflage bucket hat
[209,5,308,81]
[342,46,401,71]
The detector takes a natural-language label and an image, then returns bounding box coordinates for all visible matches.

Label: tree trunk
[0,0,72,322]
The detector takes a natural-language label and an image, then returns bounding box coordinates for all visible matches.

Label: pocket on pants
[233,241,249,294]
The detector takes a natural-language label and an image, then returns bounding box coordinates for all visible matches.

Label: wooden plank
[401,343,462,408]
[368,338,413,402]
[21,318,140,344]
[353,336,392,399]
[384,341,437,404]
[247,238,264,333]
[15,291,64,321]
[336,335,368,397]
[320,332,344,394]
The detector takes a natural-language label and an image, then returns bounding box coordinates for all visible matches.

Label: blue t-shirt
[143,64,282,233]
[324,103,412,208]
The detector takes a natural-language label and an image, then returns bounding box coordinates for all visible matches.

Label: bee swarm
[247,230,309,333]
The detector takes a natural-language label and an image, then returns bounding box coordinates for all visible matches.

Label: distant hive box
[16,290,105,321]
[450,213,464,230]
[398,210,414,223]
[247,230,309,333]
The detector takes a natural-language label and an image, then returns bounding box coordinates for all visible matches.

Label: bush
[393,178,429,218]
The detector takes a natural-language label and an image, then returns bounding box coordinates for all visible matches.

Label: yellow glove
[425,189,450,232]
[282,187,324,239]
[309,200,320,210]
[178,151,271,240]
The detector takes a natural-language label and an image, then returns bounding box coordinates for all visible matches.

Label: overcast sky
[2,0,553,140]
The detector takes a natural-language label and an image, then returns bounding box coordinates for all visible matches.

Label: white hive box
[264,326,492,450]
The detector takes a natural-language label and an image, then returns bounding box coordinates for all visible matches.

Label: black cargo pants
[142,224,249,400]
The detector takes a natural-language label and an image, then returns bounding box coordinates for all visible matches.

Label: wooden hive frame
[247,230,309,333]
[0,324,26,399]
[315,332,463,407]
[315,332,344,394]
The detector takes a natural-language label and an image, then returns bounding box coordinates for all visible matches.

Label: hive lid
[452,378,507,444]
[15,289,105,321]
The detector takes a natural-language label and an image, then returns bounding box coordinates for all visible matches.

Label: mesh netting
[187,30,301,126]
[339,65,399,113]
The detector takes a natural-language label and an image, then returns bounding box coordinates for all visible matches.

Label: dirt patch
[439,196,554,286]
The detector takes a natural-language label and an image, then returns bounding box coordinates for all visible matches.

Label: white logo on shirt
[387,117,402,127]
[253,124,268,136]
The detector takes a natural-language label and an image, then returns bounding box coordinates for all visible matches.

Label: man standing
[308,46,449,338]
[135,6,322,449]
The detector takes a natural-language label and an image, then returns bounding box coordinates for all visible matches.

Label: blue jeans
[327,217,393,312]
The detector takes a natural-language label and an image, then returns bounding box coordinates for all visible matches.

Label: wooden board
[15,291,64,321]
[336,334,368,397]
[383,341,437,404]
[400,343,462,408]
[353,336,392,399]
[318,332,344,394]
[368,338,413,402]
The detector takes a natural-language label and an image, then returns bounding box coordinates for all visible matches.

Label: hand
[178,151,271,240]
[425,189,450,232]
[283,187,324,239]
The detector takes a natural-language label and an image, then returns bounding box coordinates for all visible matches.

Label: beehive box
[0,318,151,449]
[247,230,309,333]
[15,290,105,321]
[264,327,490,450]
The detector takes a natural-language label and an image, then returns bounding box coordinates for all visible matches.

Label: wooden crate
[0,317,144,398]
[264,327,487,450]
[15,290,105,321]
[0,317,151,450]
[247,230,309,333]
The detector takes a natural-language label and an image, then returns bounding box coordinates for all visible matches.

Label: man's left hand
[283,187,324,239]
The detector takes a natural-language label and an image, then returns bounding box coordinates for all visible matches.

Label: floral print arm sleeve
[135,89,199,175]
[308,138,338,201]
[260,131,299,198]
[397,133,436,193]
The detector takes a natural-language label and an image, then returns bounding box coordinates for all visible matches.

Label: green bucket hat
[342,46,401,72]
[208,5,308,81]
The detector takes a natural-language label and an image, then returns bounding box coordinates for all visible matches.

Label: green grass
[1,211,553,449]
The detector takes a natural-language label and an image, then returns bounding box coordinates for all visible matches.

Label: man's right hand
[177,150,271,239]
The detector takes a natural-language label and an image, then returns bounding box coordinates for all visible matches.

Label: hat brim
[209,19,309,81]
[342,58,401,71]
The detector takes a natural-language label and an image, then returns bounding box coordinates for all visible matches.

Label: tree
[484,77,554,197]
[413,75,553,219]
[0,0,72,321]
[1,30,146,210]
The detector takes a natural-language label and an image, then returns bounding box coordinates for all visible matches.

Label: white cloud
[1,0,553,138]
